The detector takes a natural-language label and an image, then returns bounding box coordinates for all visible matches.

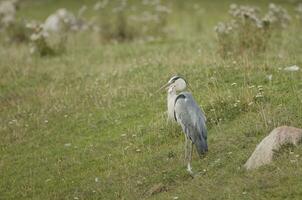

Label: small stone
[284,65,300,72]
[255,93,264,98]
[64,143,71,147]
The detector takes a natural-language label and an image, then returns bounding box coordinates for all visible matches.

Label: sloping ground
[1,0,302,199]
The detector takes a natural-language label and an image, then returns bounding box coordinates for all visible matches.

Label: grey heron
[159,76,208,174]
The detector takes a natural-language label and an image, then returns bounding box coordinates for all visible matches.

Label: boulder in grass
[244,126,302,170]
[43,8,88,34]
[43,8,78,33]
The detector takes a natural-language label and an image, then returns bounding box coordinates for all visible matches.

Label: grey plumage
[174,92,208,157]
[160,76,207,174]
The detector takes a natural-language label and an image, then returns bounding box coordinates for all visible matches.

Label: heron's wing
[174,92,208,155]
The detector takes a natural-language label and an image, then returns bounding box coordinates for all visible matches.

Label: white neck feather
[167,86,177,121]
[166,77,187,121]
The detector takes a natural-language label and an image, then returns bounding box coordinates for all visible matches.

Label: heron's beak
[155,82,170,93]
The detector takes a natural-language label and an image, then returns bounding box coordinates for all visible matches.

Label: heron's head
[158,76,187,92]
[168,76,187,91]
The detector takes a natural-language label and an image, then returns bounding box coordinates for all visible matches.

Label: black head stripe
[168,76,181,84]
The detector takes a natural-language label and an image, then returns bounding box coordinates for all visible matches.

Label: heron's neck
[167,88,177,120]
[168,88,177,98]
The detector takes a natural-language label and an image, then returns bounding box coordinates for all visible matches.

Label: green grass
[1,0,302,199]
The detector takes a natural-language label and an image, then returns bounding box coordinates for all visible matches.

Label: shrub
[93,0,171,42]
[0,0,18,30]
[4,20,31,43]
[263,3,291,29]
[214,4,291,58]
[0,0,30,43]
[296,3,302,21]
[26,22,66,56]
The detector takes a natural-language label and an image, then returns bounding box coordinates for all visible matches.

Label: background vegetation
[1,0,302,199]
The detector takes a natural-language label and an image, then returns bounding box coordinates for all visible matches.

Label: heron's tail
[195,136,208,157]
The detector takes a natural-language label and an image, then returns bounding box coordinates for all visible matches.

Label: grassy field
[1,0,302,199]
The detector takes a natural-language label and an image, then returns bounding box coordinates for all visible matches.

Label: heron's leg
[187,140,193,174]
[184,135,189,162]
